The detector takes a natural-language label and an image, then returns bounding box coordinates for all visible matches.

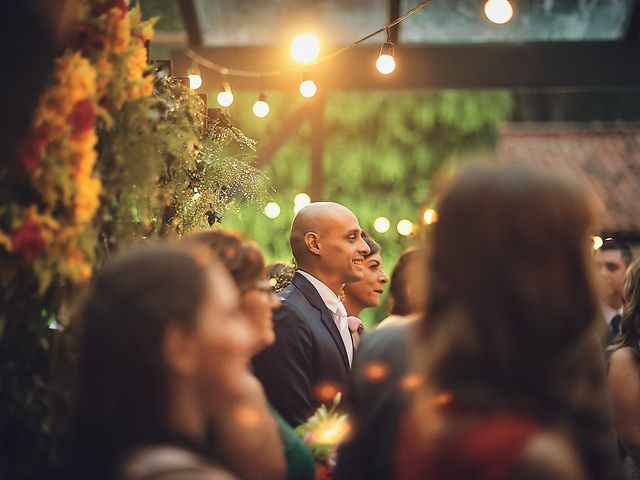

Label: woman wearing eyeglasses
[183,230,316,480]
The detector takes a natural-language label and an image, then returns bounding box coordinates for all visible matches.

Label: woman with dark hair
[394,165,623,480]
[183,230,316,480]
[61,244,256,480]
[342,231,389,346]
[608,257,640,478]
[376,246,427,330]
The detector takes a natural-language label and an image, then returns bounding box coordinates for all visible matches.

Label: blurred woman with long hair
[395,165,622,480]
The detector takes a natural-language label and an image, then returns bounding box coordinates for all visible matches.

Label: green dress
[271,407,316,480]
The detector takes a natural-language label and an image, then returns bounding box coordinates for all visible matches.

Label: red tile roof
[496,123,640,235]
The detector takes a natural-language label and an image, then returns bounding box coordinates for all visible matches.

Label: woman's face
[193,267,257,413]
[241,278,281,352]
[344,252,389,309]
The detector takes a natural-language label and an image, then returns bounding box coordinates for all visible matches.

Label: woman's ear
[304,232,321,256]
[163,324,198,377]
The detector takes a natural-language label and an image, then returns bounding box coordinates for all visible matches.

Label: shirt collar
[601,303,623,325]
[298,270,341,315]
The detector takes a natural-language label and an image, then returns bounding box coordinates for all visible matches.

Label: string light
[484,0,514,25]
[373,217,391,234]
[299,71,317,98]
[422,208,438,224]
[376,29,396,75]
[253,93,270,118]
[397,219,414,236]
[216,82,234,107]
[593,235,604,250]
[187,61,203,90]
[294,192,311,213]
[264,202,281,219]
[291,34,321,64]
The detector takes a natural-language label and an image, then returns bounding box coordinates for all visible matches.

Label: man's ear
[163,324,198,377]
[304,232,321,256]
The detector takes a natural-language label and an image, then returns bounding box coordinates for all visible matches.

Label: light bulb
[294,193,311,208]
[291,34,321,64]
[593,235,604,250]
[396,219,414,236]
[376,41,396,75]
[264,202,281,219]
[422,208,438,225]
[484,0,514,25]
[373,217,391,234]
[188,74,203,90]
[299,79,317,98]
[217,83,234,107]
[253,94,270,118]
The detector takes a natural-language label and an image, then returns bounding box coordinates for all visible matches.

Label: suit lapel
[292,272,350,371]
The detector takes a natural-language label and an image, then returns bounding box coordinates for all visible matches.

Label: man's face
[594,249,627,306]
[318,210,370,284]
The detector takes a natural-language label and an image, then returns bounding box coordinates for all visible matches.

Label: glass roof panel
[400,0,633,44]
[194,0,388,46]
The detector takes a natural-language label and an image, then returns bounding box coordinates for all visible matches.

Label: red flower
[11,219,45,262]
[18,124,51,172]
[74,21,105,52]
[68,100,96,139]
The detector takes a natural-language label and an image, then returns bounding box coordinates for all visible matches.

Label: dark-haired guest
[342,231,389,347]
[60,245,256,480]
[183,230,315,480]
[608,258,640,479]
[395,165,623,480]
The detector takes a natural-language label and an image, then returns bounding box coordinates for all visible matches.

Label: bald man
[252,202,370,426]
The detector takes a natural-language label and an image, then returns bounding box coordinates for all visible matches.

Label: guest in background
[183,230,315,480]
[59,244,257,480]
[594,239,633,341]
[376,246,427,330]
[253,202,370,426]
[608,257,640,479]
[342,231,389,347]
[395,165,623,480]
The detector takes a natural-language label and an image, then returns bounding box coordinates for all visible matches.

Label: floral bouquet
[296,393,351,480]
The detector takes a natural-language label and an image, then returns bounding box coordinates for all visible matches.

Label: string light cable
[182,0,434,79]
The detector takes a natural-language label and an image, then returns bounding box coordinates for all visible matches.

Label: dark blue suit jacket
[252,272,352,427]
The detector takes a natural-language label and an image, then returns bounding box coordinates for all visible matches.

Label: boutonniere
[347,316,363,334]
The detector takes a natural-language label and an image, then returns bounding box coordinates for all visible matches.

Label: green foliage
[221,90,512,325]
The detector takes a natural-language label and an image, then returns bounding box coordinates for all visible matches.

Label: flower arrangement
[296,393,352,480]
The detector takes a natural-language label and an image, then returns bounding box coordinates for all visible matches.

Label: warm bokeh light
[423,208,438,225]
[294,193,311,207]
[233,405,263,427]
[263,202,281,219]
[217,89,234,107]
[253,96,270,118]
[593,235,604,250]
[373,216,391,233]
[397,219,414,236]
[376,54,396,75]
[484,0,514,25]
[290,34,321,64]
[400,373,424,391]
[299,79,317,98]
[313,382,341,403]
[188,74,202,90]
[363,361,390,382]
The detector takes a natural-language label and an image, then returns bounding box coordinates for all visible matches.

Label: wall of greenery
[218,90,512,325]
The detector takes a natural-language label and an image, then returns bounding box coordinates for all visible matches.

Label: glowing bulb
[253,94,270,118]
[593,235,604,250]
[294,193,311,207]
[291,34,321,64]
[423,208,438,225]
[217,83,234,107]
[299,79,317,98]
[376,41,396,75]
[397,219,414,237]
[264,202,281,219]
[484,0,514,25]
[373,217,391,234]
[188,74,202,90]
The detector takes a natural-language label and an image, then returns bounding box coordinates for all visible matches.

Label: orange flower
[74,176,101,223]
[104,7,130,53]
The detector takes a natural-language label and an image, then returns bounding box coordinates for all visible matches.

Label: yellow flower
[104,8,131,53]
[74,176,101,223]
[141,23,154,41]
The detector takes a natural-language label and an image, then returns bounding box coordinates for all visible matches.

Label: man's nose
[358,237,370,255]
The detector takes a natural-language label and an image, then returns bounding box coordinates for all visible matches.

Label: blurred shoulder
[508,431,585,480]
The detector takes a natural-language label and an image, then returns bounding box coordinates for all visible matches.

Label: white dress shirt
[298,270,353,366]
[601,303,623,326]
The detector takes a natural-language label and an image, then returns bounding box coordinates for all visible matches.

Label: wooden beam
[388,0,401,44]
[177,0,203,47]
[309,96,325,201]
[254,105,310,169]
[625,0,640,40]
[172,41,640,90]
